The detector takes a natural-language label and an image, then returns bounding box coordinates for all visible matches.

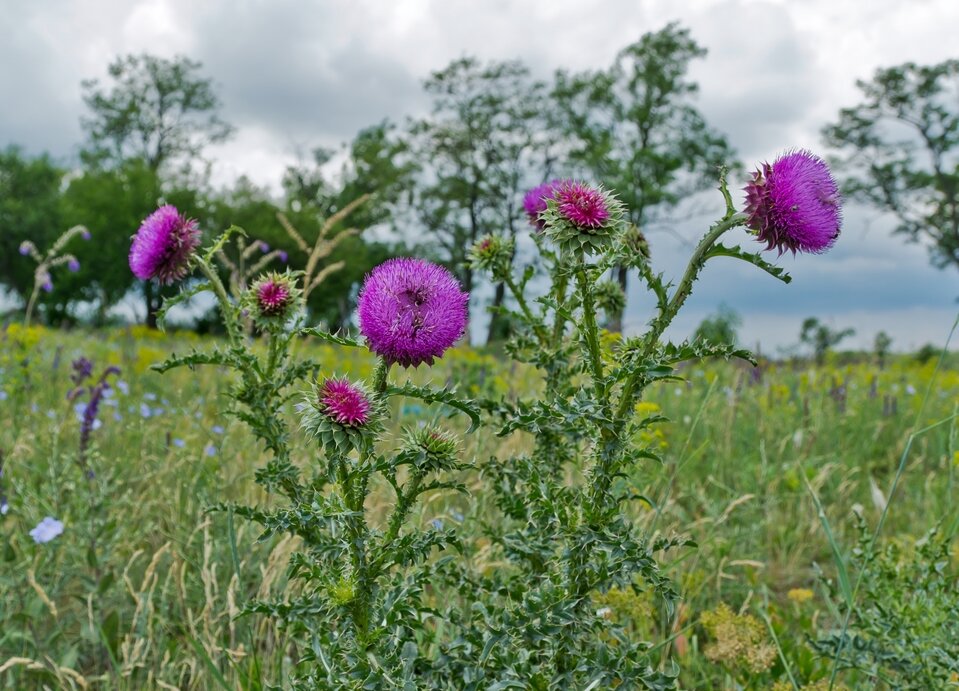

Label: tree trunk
[606,264,628,333]
[485,281,507,345]
[144,282,159,329]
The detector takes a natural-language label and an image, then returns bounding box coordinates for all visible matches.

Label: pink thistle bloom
[319,378,371,427]
[554,180,610,230]
[358,258,468,367]
[129,205,201,283]
[523,180,562,228]
[256,278,292,317]
[744,149,842,254]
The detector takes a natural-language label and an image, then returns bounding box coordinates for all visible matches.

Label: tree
[81,54,233,175]
[693,304,741,347]
[874,330,893,370]
[0,147,64,309]
[282,123,416,328]
[81,54,233,327]
[824,60,959,270]
[800,317,855,365]
[554,23,736,330]
[410,57,547,342]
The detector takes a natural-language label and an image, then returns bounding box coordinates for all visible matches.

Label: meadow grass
[1,325,956,689]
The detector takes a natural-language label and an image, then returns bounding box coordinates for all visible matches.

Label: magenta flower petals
[555,181,610,229]
[744,149,842,254]
[358,258,469,368]
[129,205,201,284]
[319,378,371,427]
[523,180,562,228]
[256,278,292,317]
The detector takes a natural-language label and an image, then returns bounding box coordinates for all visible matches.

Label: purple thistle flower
[357,258,469,367]
[523,180,562,228]
[319,378,371,427]
[129,205,201,283]
[251,274,295,319]
[68,258,80,272]
[554,180,610,230]
[744,149,842,254]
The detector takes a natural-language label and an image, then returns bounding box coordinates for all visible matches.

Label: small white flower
[792,429,804,449]
[905,384,916,396]
[30,516,64,544]
[683,415,692,425]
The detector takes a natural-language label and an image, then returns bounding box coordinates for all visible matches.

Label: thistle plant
[447,152,841,687]
[18,225,91,326]
[137,205,480,686]
[139,146,840,688]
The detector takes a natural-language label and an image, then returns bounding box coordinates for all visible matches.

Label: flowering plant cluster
[17,225,91,326]
[141,148,841,687]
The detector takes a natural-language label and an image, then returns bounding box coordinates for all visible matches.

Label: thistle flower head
[319,378,371,427]
[540,180,626,254]
[744,149,842,254]
[301,377,378,454]
[129,205,201,284]
[357,258,469,368]
[401,424,461,473]
[467,234,514,276]
[594,279,626,317]
[245,271,300,328]
[523,179,562,229]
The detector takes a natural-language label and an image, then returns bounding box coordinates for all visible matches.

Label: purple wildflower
[319,378,371,427]
[68,258,80,272]
[259,241,270,252]
[71,357,93,386]
[19,242,30,256]
[250,273,296,320]
[42,279,53,293]
[357,258,469,367]
[744,149,842,254]
[278,250,288,263]
[523,180,562,228]
[81,229,92,241]
[30,516,64,543]
[554,180,610,230]
[129,205,201,283]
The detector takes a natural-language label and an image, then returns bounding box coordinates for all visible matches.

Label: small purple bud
[42,280,53,293]
[81,229,92,241]
[260,241,270,253]
[19,243,30,256]
[68,258,81,272]
[278,250,288,263]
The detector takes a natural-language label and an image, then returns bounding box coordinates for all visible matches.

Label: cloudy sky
[3,0,958,351]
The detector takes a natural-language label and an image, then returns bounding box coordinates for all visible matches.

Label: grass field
[1,324,957,689]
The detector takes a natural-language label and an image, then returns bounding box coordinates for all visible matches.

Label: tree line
[2,24,957,340]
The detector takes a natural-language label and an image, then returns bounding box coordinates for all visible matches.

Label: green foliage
[800,317,855,365]
[812,519,959,688]
[0,147,65,304]
[553,22,738,328]
[824,59,959,271]
[81,53,233,174]
[693,304,742,348]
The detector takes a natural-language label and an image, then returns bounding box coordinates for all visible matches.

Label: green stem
[196,258,241,344]
[372,358,391,398]
[503,273,549,345]
[613,211,747,424]
[575,263,606,404]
